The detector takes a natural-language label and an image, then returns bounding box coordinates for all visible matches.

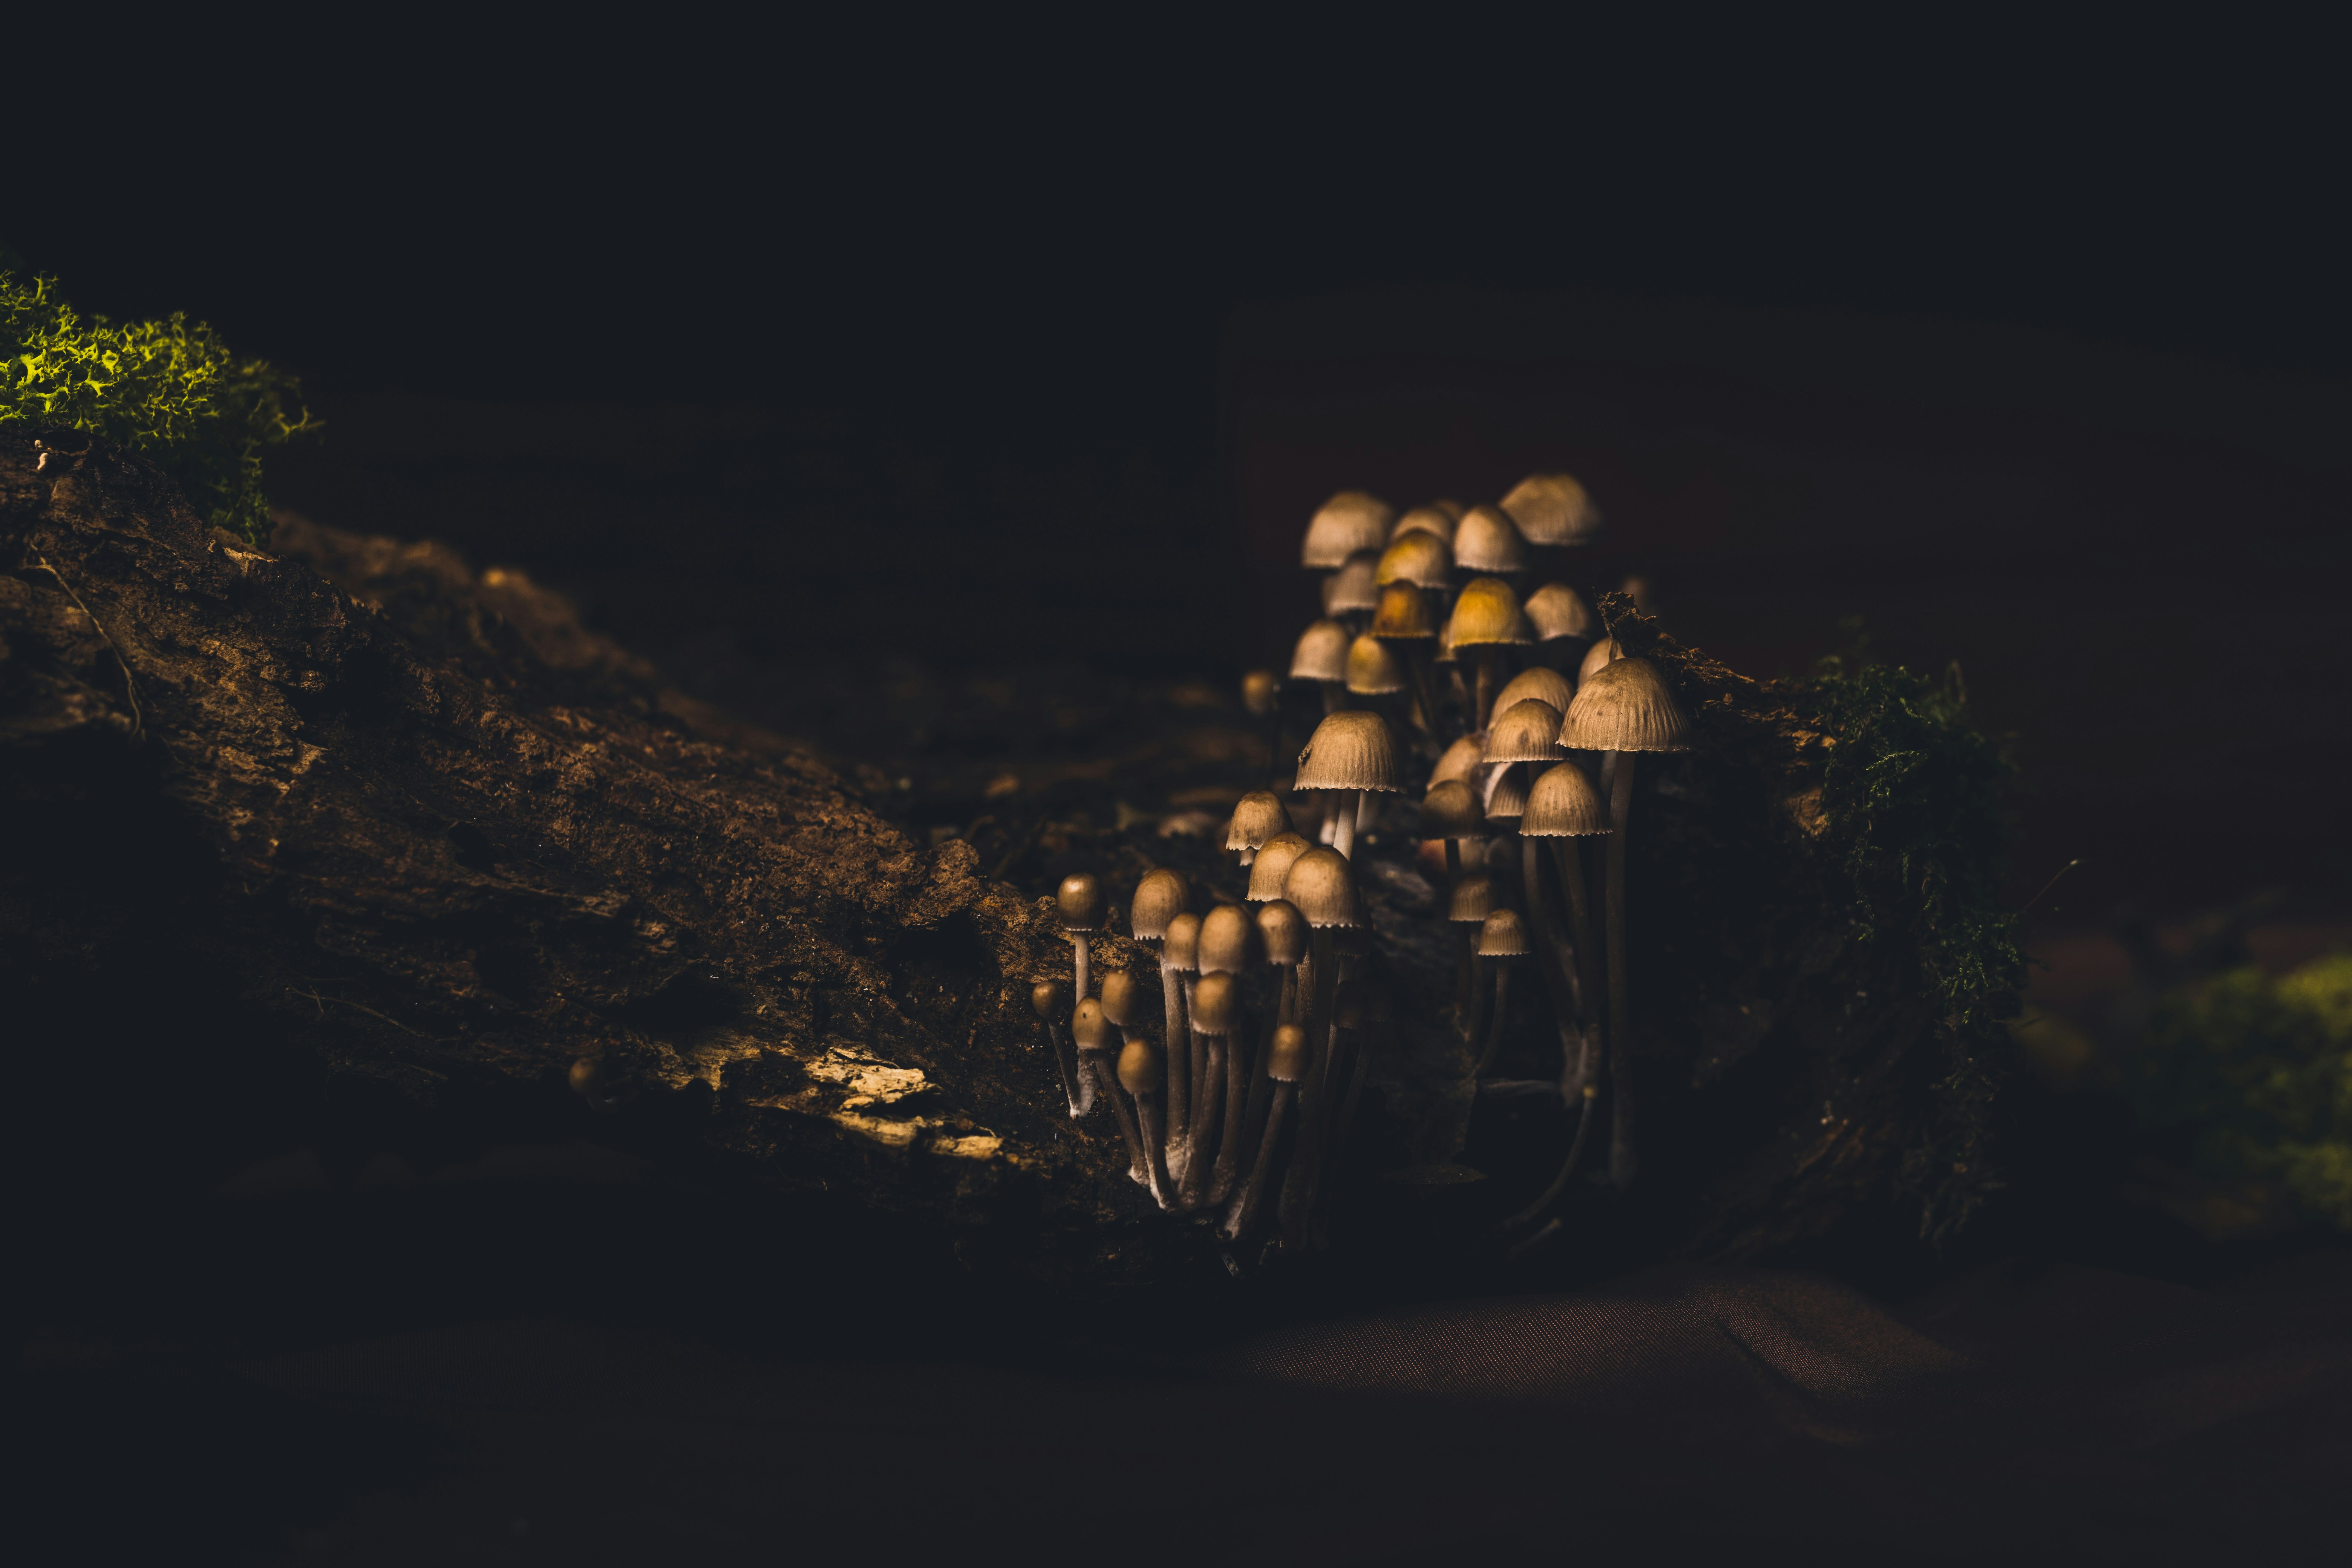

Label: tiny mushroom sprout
[1472,907,1533,1075]
[1513,760,1611,1220]
[1558,657,1692,1188]
[1096,970,1155,1183]
[1447,576,1533,730]
[1116,1034,1176,1207]
[1453,504,1528,576]
[1324,551,1383,617]
[1499,472,1604,547]
[1057,873,1105,1023]
[1293,709,1400,861]
[1524,583,1597,646]
[1291,619,1352,713]
[1031,977,1084,1116]
[1223,1023,1309,1242]
[1302,491,1395,569]
[1390,504,1458,545]
[1227,791,1291,867]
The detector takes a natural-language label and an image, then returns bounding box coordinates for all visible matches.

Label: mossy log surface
[2,432,2016,1285]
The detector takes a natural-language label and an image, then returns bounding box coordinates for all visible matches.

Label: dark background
[11,19,2351,1560]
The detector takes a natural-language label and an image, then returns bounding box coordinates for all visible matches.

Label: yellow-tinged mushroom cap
[1282,846,1361,929]
[1267,1024,1311,1082]
[1129,868,1189,942]
[1375,531,1451,590]
[1447,577,1532,648]
[1191,970,1239,1033]
[1117,1037,1163,1095]
[1256,899,1307,965]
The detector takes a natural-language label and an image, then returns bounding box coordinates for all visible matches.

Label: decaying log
[2,432,2017,1284]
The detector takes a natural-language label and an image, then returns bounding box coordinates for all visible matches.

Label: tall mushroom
[1447,870,1496,1022]
[1511,759,1611,1222]
[1030,978,1085,1116]
[1182,968,1241,1209]
[1557,656,1692,1187]
[1368,580,1441,740]
[1289,619,1352,715]
[1277,846,1360,1246]
[1222,1023,1309,1243]
[1222,896,1306,1205]
[1293,709,1399,862]
[1094,970,1154,1184]
[1446,576,1534,731]
[1192,904,1257,1181]
[1471,908,1531,1076]
[1116,1035,1176,1208]
[1056,873,1104,1024]
[1160,910,1202,1184]
[1129,868,1192,1116]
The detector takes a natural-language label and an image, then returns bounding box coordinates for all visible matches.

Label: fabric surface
[29,1254,2343,1566]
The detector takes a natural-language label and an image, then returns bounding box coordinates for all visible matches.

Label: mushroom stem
[1475,648,1501,730]
[1221,1083,1295,1242]
[1503,1079,1599,1230]
[1052,1015,1093,1118]
[1132,1090,1176,1209]
[1473,965,1513,1077]
[1091,1043,1147,1182]
[1313,1040,1371,1250]
[1605,750,1637,1187]
[1179,1032,1226,1209]
[1549,838,1604,1104]
[1279,945,1346,1247]
[1524,836,1586,1086]
[1071,933,1091,1019]
[1463,952,1489,1047]
[1209,1009,1250,1205]
[1160,960,1192,1182]
[1320,681,1342,715]
[1233,965,1294,1187]
[1331,790,1360,859]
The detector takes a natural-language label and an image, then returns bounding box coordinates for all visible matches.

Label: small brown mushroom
[1221,1023,1309,1243]
[1030,978,1085,1116]
[1294,710,1400,861]
[1472,908,1532,1076]
[1116,1036,1176,1207]
[1095,972,1155,1183]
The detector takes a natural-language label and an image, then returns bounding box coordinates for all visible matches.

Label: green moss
[2,271,315,544]
[2130,954,2352,1230]
[1811,653,2024,1239]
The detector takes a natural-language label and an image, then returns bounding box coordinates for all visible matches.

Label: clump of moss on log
[2,270,314,544]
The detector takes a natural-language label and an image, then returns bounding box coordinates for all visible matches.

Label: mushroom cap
[1375,531,1452,590]
[1492,665,1575,717]
[1117,1037,1163,1095]
[1432,733,1488,787]
[1523,582,1597,642]
[568,1058,605,1098]
[1559,656,1694,753]
[1447,577,1533,648]
[1163,911,1203,972]
[1485,765,1529,823]
[1226,791,1291,853]
[1073,996,1110,1051]
[1368,582,1436,641]
[1302,492,1394,568]
[1191,970,1240,1034]
[1390,504,1458,545]
[1256,898,1307,966]
[1029,978,1070,1020]
[1453,505,1527,575]
[1282,846,1361,929]
[1267,1024,1311,1083]
[1323,550,1382,614]
[1578,636,1621,683]
[1419,778,1487,840]
[1241,669,1281,717]
[1478,908,1533,958]
[1057,873,1105,933]
[1499,472,1603,546]
[1448,871,1496,923]
[1290,620,1352,684]
[1295,710,1401,794]
[1484,698,1564,763]
[1129,868,1190,943]
[1521,760,1611,837]
[1344,633,1408,695]
[1099,968,1146,1026]
[1199,903,1257,974]
[1247,831,1314,901]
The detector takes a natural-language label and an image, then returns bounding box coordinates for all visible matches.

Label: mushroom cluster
[1035,473,1688,1254]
